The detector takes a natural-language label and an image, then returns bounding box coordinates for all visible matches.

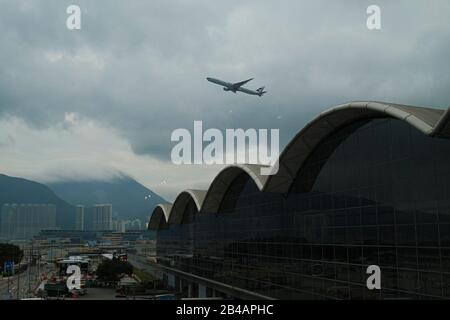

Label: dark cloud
[1,0,450,164]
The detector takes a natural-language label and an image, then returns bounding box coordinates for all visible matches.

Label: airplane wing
[232,78,254,89]
[206,77,232,87]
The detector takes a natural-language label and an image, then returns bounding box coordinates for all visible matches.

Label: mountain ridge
[0,174,75,228]
[48,175,167,222]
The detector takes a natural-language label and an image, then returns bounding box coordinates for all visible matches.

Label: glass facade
[156,118,450,299]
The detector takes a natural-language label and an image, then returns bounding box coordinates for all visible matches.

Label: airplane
[206,77,267,97]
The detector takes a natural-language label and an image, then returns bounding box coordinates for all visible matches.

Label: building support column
[188,282,193,298]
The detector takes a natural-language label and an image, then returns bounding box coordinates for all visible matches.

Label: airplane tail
[256,87,267,96]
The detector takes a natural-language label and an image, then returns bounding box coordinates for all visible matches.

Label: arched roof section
[264,101,449,193]
[168,190,207,224]
[433,106,450,138]
[201,164,269,214]
[149,102,450,215]
[148,203,172,230]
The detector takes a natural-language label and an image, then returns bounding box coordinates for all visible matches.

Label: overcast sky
[1,0,450,201]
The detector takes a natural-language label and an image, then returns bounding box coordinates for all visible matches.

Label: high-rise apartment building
[92,204,113,231]
[0,203,56,240]
[75,205,85,231]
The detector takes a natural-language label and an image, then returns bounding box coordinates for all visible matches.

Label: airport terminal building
[148,101,450,299]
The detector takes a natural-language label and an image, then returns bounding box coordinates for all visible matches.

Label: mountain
[0,174,76,229]
[48,175,167,222]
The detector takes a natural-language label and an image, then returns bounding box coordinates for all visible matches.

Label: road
[128,254,159,275]
[0,263,54,300]
[1,254,157,300]
[0,270,36,299]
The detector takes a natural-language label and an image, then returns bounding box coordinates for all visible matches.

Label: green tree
[96,258,133,283]
[0,243,23,272]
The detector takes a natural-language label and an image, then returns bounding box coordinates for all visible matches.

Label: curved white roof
[148,203,172,230]
[201,164,269,213]
[149,101,450,229]
[264,101,449,193]
[168,190,207,224]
